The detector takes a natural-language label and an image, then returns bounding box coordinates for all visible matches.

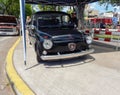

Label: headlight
[43,39,53,49]
[86,36,92,44]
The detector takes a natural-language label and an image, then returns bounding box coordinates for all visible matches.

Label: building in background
[99,12,113,18]
[85,4,99,18]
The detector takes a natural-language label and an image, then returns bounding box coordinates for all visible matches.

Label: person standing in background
[71,12,78,28]
[26,16,31,29]
[26,16,31,25]
[100,21,106,29]
[112,13,118,29]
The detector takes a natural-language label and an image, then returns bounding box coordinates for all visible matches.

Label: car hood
[39,28,82,36]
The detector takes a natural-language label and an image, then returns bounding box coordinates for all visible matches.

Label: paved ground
[10,38,120,95]
[0,36,18,95]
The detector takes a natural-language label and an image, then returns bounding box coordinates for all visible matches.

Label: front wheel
[36,43,43,63]
[36,53,42,63]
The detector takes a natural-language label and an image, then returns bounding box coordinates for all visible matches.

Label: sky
[89,2,120,13]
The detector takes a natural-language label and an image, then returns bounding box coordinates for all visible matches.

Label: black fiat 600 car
[28,11,94,62]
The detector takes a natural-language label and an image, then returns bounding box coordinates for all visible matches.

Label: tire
[36,53,42,63]
[29,38,32,45]
[36,43,43,63]
[29,41,32,45]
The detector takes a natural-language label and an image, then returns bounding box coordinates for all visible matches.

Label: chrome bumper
[41,48,94,60]
[0,32,18,35]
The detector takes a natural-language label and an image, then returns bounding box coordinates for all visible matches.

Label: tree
[76,0,120,29]
[7,0,20,18]
[67,0,98,29]
[77,4,86,29]
[0,0,32,18]
[0,0,20,17]
[25,4,32,17]
[99,0,120,11]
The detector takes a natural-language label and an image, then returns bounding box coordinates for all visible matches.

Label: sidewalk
[93,40,120,50]
[7,37,120,95]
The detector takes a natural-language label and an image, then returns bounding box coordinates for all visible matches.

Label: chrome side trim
[41,48,94,60]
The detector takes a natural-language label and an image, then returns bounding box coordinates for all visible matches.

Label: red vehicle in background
[90,18,112,24]
[0,15,20,36]
[90,17,113,28]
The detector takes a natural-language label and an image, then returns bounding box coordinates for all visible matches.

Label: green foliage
[38,5,63,11]
[38,5,55,11]
[0,0,20,17]
[25,4,32,17]
[67,7,74,14]
[0,0,32,18]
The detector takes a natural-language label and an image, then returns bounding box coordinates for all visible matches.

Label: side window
[62,15,70,25]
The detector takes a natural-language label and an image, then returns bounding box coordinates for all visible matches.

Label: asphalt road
[0,36,18,95]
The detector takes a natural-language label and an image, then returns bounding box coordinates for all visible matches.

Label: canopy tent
[20,0,98,65]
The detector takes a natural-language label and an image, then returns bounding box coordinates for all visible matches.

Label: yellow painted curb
[6,37,35,95]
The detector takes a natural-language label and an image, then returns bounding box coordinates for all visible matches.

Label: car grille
[0,28,14,32]
[53,35,85,43]
[46,42,89,55]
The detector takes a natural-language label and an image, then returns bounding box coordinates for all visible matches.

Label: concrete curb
[6,37,35,95]
[93,41,120,50]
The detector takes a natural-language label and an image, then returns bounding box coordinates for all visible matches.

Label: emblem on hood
[68,43,76,51]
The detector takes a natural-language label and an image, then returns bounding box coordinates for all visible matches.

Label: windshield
[37,13,72,29]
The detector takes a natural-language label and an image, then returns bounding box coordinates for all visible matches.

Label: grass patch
[94,34,120,40]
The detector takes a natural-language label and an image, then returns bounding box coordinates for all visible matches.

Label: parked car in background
[28,11,94,62]
[0,15,19,36]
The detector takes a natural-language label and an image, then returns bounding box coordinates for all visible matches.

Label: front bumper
[41,48,94,60]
